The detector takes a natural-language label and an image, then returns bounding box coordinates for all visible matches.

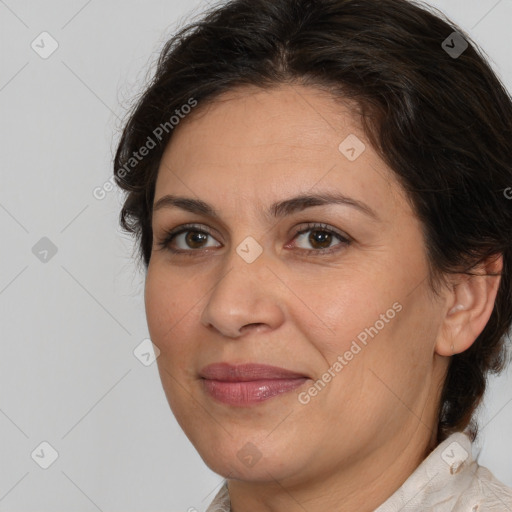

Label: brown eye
[158,224,221,253]
[184,231,209,249]
[158,222,350,256]
[291,223,351,254]
[307,230,334,249]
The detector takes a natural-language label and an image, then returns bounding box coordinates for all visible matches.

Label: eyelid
[285,223,351,255]
[156,223,220,251]
[157,221,352,255]
[291,223,351,243]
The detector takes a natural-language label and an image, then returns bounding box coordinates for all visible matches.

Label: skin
[144,84,501,512]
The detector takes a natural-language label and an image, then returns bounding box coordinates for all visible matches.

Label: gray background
[0,1,511,511]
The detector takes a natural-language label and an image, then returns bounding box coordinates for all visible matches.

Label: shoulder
[439,432,512,511]
[376,432,512,511]
[455,463,512,511]
[204,481,230,512]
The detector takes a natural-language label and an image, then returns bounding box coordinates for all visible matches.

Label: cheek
[144,265,195,359]
[294,262,438,410]
[309,304,438,447]
[145,268,202,415]
[287,264,402,360]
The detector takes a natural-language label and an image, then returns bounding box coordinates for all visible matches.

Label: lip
[199,363,309,406]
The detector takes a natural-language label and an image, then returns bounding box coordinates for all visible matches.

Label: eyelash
[156,222,352,257]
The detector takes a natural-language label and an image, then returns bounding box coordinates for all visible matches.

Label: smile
[199,363,309,406]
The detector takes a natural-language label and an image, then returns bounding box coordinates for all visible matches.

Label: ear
[436,254,503,357]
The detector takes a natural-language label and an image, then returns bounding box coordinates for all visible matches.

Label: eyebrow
[152,191,379,221]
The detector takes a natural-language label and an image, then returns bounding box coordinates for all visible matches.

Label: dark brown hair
[113,0,512,443]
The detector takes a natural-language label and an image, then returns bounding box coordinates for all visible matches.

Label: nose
[200,247,286,339]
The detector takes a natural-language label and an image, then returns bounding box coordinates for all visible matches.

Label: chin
[203,452,295,482]
[190,432,306,482]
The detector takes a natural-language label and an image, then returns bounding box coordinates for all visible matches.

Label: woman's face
[145,84,450,485]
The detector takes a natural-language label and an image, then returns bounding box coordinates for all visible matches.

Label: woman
[113,0,512,510]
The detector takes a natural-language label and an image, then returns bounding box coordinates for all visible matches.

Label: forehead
[161,84,358,165]
[154,84,405,219]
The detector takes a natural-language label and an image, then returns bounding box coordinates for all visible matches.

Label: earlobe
[435,254,503,357]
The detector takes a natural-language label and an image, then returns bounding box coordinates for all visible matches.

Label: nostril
[241,323,266,332]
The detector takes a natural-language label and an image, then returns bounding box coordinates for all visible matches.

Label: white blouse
[205,432,512,511]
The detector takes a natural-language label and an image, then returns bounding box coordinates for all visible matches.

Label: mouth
[199,363,309,406]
